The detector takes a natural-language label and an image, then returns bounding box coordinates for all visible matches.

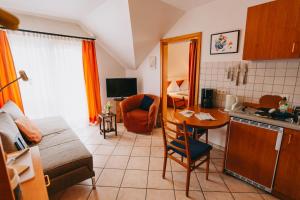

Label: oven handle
[275,131,283,151]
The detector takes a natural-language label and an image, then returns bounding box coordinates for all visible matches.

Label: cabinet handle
[275,131,283,151]
[45,175,51,187]
[288,134,293,145]
[292,42,296,53]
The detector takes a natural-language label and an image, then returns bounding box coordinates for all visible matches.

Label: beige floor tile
[112,145,133,156]
[150,147,164,157]
[204,192,234,200]
[260,194,280,200]
[60,185,92,200]
[172,171,201,191]
[97,169,125,187]
[127,156,149,170]
[232,193,263,200]
[83,135,103,145]
[121,170,148,188]
[211,148,225,159]
[149,157,171,171]
[175,190,205,200]
[146,189,175,200]
[151,139,164,147]
[195,160,218,173]
[117,188,146,200]
[93,155,109,168]
[147,171,174,189]
[221,174,258,193]
[170,160,186,172]
[196,173,229,192]
[105,156,129,169]
[118,136,135,146]
[79,168,103,185]
[88,187,119,200]
[101,136,120,146]
[84,144,99,154]
[212,159,224,173]
[94,145,115,155]
[131,146,151,156]
[134,138,151,147]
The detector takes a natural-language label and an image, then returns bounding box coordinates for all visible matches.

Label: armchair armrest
[147,96,160,129]
[120,95,143,113]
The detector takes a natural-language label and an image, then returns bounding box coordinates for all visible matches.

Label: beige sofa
[0,101,95,195]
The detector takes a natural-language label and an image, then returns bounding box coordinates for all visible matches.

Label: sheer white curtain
[7,31,89,128]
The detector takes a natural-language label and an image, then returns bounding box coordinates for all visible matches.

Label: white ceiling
[0,0,209,69]
[161,0,214,11]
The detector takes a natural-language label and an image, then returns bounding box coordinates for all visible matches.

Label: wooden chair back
[161,118,191,163]
[172,97,186,112]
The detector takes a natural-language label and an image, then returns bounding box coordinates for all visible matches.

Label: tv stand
[114,97,125,101]
[114,98,125,123]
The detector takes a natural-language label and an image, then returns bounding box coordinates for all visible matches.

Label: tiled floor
[50,124,279,200]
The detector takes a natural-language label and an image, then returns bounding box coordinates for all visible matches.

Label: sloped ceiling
[161,0,214,11]
[0,0,184,69]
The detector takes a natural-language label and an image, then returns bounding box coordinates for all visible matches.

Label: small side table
[98,112,117,139]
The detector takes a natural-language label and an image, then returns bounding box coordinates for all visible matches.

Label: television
[106,78,137,98]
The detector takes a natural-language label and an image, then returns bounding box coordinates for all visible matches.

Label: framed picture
[210,30,240,55]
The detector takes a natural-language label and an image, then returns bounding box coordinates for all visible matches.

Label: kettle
[225,95,239,111]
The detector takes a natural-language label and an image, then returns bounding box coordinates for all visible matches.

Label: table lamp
[0,70,28,92]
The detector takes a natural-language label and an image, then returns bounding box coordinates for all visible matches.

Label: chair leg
[206,153,210,180]
[205,129,208,144]
[162,155,167,179]
[186,167,191,197]
[92,176,96,189]
[181,156,183,162]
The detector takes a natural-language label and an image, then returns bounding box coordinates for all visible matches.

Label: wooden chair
[161,118,212,197]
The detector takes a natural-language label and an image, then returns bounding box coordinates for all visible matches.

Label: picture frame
[210,30,240,55]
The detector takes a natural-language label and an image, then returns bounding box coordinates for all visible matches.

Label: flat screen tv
[106,78,137,98]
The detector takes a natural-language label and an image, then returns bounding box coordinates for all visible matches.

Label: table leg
[99,118,102,135]
[114,115,117,136]
[103,119,106,139]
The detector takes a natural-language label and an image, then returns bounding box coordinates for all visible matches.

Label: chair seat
[168,136,212,160]
[178,125,207,134]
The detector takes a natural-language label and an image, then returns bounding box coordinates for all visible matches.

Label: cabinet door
[270,0,300,59]
[273,129,300,200]
[225,121,279,188]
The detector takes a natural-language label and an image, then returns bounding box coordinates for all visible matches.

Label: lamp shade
[19,70,28,81]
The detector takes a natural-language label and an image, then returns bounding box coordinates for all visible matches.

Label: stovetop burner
[254,108,294,121]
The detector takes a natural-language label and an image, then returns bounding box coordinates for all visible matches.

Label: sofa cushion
[126,109,148,127]
[1,100,25,120]
[139,95,154,111]
[0,112,28,153]
[15,116,42,143]
[40,140,92,178]
[32,116,70,136]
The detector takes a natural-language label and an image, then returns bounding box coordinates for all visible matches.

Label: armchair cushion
[139,95,154,111]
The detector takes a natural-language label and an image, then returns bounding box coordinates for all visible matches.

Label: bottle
[279,97,288,113]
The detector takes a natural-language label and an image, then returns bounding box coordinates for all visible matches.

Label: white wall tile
[284,77,297,86]
[286,68,298,77]
[274,77,285,85]
[264,76,274,84]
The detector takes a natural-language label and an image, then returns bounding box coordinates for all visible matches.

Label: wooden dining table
[172,106,230,130]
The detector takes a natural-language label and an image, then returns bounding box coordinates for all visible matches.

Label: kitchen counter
[229,110,300,131]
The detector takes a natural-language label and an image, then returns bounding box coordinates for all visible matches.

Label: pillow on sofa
[139,95,154,111]
[1,100,25,120]
[15,116,42,143]
[0,112,28,153]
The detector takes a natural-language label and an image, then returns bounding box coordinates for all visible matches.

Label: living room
[0,0,300,200]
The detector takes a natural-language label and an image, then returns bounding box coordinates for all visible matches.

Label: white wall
[11,13,126,107]
[168,41,189,81]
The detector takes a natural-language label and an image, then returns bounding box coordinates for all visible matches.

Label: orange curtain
[82,40,102,124]
[188,40,197,107]
[0,31,24,111]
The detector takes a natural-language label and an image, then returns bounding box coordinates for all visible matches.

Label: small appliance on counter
[224,94,240,111]
[201,88,213,108]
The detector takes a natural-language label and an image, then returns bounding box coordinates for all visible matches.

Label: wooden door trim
[160,32,202,117]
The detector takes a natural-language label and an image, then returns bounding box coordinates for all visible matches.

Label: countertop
[229,109,300,131]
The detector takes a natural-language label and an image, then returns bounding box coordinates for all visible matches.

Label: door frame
[160,32,202,117]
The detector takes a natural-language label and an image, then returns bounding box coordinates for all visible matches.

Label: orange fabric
[82,40,102,124]
[15,116,42,143]
[176,80,184,87]
[0,31,24,111]
[120,94,160,133]
[188,40,197,107]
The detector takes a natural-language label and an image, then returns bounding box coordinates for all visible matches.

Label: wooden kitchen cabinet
[225,119,280,190]
[243,0,300,60]
[273,129,300,200]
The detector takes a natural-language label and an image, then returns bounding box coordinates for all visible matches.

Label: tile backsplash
[199,60,300,108]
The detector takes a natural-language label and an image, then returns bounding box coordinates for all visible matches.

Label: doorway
[160,32,202,118]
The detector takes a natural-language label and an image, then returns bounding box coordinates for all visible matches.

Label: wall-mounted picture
[210,30,240,55]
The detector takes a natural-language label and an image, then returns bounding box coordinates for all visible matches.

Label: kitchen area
[198,0,300,200]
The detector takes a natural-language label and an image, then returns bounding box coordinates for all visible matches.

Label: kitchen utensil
[231,67,234,81]
[236,65,240,86]
[243,64,248,84]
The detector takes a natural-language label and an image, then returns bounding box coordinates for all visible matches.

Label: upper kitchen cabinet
[243,0,300,60]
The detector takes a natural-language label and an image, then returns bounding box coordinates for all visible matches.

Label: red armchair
[120,94,160,133]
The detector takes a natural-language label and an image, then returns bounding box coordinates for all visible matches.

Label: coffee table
[98,112,117,139]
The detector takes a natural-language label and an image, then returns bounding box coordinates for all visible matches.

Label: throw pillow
[139,95,154,111]
[15,117,42,143]
[1,100,25,120]
[0,112,28,153]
